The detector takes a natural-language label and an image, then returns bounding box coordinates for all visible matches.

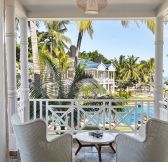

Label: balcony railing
[18,99,154,134]
[159,100,168,121]
[95,78,115,84]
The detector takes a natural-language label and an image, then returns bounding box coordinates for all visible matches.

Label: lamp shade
[85,0,98,14]
[76,0,107,15]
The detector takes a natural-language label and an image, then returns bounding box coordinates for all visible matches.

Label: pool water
[115,104,154,125]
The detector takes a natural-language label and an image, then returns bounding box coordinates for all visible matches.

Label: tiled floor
[10,142,116,162]
[73,142,116,162]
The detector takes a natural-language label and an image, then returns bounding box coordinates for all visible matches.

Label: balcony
[95,78,115,84]
[1,0,168,162]
[14,98,155,162]
[18,99,154,134]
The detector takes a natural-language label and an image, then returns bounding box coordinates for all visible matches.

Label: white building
[76,59,116,93]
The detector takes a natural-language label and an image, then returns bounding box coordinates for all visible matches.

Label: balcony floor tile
[10,142,116,162]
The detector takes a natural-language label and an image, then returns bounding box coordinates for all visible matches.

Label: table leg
[109,142,116,153]
[75,139,82,155]
[95,144,102,162]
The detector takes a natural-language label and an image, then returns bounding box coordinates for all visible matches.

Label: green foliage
[38,50,98,99]
[30,74,49,99]
[111,55,126,80]
[67,64,97,99]
[80,50,111,64]
[164,81,168,85]
[117,80,132,90]
[80,84,106,99]
[118,90,132,99]
[82,126,100,130]
[112,55,155,88]
[75,20,93,52]
[121,55,140,83]
[121,20,156,34]
[38,20,71,56]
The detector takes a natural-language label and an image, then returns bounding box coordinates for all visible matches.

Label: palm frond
[67,64,97,99]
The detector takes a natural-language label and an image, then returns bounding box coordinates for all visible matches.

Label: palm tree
[80,84,106,99]
[54,47,72,75]
[29,21,40,74]
[111,55,126,80]
[75,20,94,58]
[121,55,140,83]
[38,50,98,99]
[121,20,156,33]
[139,58,155,92]
[41,20,71,55]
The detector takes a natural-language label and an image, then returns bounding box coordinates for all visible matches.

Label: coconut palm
[111,55,126,80]
[121,20,156,33]
[121,55,140,83]
[75,20,94,58]
[38,50,98,99]
[41,20,71,55]
[139,58,155,92]
[54,47,72,74]
[80,84,106,99]
[29,21,40,74]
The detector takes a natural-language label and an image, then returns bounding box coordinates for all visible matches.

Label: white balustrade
[159,100,168,121]
[26,99,154,134]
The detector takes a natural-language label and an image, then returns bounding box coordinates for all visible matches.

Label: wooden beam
[157,0,168,17]
[27,10,156,20]
[15,0,27,18]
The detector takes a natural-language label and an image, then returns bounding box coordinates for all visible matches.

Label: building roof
[78,59,115,71]
[105,64,116,71]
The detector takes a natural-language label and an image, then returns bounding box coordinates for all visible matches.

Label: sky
[39,20,168,78]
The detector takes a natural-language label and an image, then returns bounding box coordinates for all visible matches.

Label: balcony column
[0,0,8,160]
[154,16,164,119]
[5,0,17,150]
[20,18,29,122]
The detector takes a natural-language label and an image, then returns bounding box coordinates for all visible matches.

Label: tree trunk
[76,31,83,58]
[30,21,40,74]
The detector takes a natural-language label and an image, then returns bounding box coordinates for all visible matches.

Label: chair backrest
[11,114,48,162]
[145,118,168,162]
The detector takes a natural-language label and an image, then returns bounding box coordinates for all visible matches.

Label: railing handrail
[18,98,155,134]
[29,98,154,102]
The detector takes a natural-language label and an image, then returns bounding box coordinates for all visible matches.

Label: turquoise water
[116,104,154,125]
[88,104,154,126]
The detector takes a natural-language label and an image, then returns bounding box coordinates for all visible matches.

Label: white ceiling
[17,0,167,19]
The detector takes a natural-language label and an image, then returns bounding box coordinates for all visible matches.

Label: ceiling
[17,0,167,19]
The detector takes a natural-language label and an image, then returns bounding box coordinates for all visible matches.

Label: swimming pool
[115,104,154,125]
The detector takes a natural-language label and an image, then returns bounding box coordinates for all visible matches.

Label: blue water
[88,104,154,126]
[115,104,154,125]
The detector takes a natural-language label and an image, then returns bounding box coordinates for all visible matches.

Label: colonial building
[67,59,116,93]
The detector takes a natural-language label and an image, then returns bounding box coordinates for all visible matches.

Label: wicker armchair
[116,119,168,162]
[11,114,72,162]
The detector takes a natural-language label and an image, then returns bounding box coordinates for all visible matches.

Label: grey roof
[78,59,100,69]
[105,64,111,68]
[78,59,116,70]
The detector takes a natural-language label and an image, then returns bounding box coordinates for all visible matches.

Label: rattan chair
[116,118,168,162]
[11,114,72,162]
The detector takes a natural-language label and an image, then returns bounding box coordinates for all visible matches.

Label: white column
[20,18,29,122]
[0,0,9,160]
[154,16,164,119]
[107,84,109,93]
[5,0,17,150]
[112,85,115,94]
